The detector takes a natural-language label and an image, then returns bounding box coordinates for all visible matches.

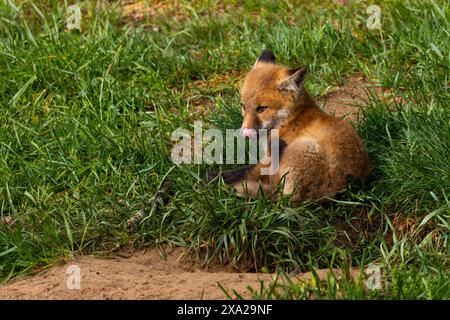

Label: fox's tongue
[242,128,257,139]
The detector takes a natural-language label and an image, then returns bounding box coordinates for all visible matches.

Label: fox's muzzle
[240,127,257,139]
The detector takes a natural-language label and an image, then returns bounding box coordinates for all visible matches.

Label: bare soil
[316,73,405,122]
[318,73,390,122]
[0,247,269,300]
[0,247,361,300]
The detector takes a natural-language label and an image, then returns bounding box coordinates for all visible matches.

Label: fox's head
[240,49,310,139]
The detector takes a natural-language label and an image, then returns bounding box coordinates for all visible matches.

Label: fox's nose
[241,127,257,139]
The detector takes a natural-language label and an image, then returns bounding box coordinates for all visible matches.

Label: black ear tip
[257,48,276,64]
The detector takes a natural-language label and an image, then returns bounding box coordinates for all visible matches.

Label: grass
[0,0,449,298]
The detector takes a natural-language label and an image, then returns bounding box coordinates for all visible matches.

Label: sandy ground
[318,73,392,122]
[0,247,363,300]
[0,247,275,300]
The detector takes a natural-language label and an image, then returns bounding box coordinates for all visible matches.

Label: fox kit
[207,49,371,201]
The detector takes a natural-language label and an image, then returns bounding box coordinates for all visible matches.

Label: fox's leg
[206,164,272,197]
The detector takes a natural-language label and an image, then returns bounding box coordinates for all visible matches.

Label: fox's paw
[204,170,221,183]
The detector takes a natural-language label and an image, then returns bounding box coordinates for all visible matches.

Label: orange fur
[218,50,371,200]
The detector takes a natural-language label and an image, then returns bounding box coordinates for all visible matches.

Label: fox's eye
[256,106,268,113]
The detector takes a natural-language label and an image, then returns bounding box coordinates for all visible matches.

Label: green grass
[0,0,449,298]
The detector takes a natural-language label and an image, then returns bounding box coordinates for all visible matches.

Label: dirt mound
[319,73,401,122]
[0,247,363,300]
[0,247,278,300]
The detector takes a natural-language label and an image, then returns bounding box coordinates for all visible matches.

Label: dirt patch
[0,247,363,300]
[121,0,188,27]
[119,0,238,29]
[318,73,403,122]
[0,247,269,300]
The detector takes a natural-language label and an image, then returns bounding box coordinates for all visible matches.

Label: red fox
[207,49,371,201]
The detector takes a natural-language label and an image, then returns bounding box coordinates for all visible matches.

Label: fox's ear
[278,66,308,93]
[253,49,276,68]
